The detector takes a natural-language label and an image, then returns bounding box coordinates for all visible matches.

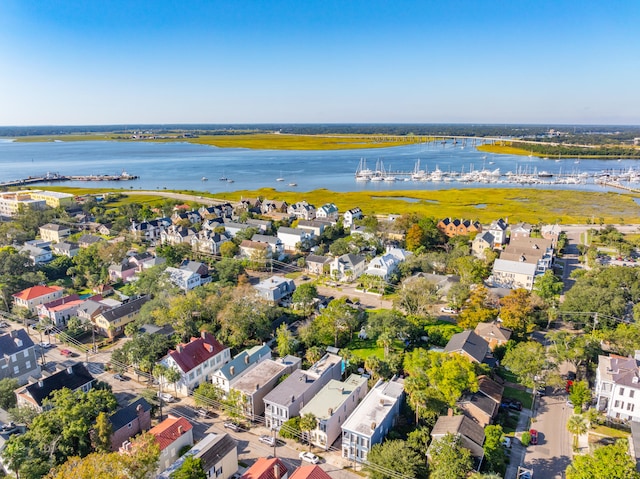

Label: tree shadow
[525,455,572,479]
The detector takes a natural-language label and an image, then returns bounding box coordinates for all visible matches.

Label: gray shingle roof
[0,329,34,355]
[443,331,489,364]
[109,397,151,431]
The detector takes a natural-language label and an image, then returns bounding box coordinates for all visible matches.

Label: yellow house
[28,190,75,208]
[93,296,149,338]
[39,223,71,243]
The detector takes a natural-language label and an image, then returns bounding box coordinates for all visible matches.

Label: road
[522,391,573,479]
[123,190,239,206]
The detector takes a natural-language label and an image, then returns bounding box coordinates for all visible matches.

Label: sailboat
[276,171,285,182]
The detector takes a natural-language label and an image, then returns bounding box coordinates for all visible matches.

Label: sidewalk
[505,408,532,479]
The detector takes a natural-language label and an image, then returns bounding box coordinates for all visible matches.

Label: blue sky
[1,0,639,125]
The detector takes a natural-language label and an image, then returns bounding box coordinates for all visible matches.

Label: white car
[440,307,459,314]
[39,341,51,349]
[502,437,512,448]
[157,392,175,403]
[259,435,276,447]
[299,451,320,464]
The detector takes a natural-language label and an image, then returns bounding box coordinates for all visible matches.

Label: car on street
[536,387,547,396]
[259,435,276,447]
[60,349,74,357]
[529,429,538,445]
[0,321,9,328]
[299,451,320,464]
[157,392,175,403]
[39,341,51,349]
[113,374,126,381]
[502,437,512,448]
[223,422,241,432]
[195,409,209,418]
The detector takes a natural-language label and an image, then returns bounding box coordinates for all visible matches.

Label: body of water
[1,139,639,193]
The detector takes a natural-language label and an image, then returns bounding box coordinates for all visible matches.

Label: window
[215,467,223,477]
[631,390,635,399]
[25,361,31,369]
[128,422,132,429]
[24,350,29,358]
[620,388,625,395]
[13,366,19,375]
[10,354,16,362]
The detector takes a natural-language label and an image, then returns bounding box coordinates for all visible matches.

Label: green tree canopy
[366,439,427,479]
[502,341,553,389]
[565,439,639,479]
[428,433,473,479]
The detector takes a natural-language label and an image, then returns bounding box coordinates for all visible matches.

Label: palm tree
[567,414,587,450]
[299,413,317,451]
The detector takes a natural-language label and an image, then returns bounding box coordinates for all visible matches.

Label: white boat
[288,182,297,187]
[226,179,234,183]
[201,176,208,181]
[355,158,374,180]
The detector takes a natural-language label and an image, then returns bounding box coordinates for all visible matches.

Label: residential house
[264,353,343,430]
[342,208,363,229]
[15,363,95,412]
[252,234,285,256]
[240,240,271,260]
[429,414,485,467]
[341,376,405,463]
[288,201,316,221]
[239,198,262,214]
[488,218,509,245]
[297,220,329,237]
[490,236,554,290]
[157,433,238,479]
[289,466,332,479]
[36,294,87,327]
[93,295,150,338]
[474,322,512,350]
[254,276,296,303]
[76,299,112,325]
[541,224,562,247]
[231,355,301,420]
[12,285,64,314]
[160,332,231,396]
[490,259,538,291]
[443,330,491,365]
[199,203,234,219]
[300,374,368,450]
[457,376,504,428]
[160,225,197,245]
[97,223,114,236]
[221,221,254,238]
[211,344,272,395]
[108,258,138,283]
[172,210,202,225]
[165,267,204,292]
[130,218,172,242]
[437,218,483,238]
[108,397,152,451]
[39,223,70,243]
[403,272,460,301]
[128,252,166,271]
[595,353,640,422]
[191,229,232,255]
[510,222,532,240]
[147,415,194,473]
[330,254,366,282]
[19,243,52,264]
[471,231,496,259]
[277,227,313,252]
[246,218,272,234]
[241,457,288,479]
[315,203,339,221]
[77,234,104,248]
[260,199,289,216]
[364,248,412,281]
[51,241,79,258]
[0,329,41,385]
[306,254,330,276]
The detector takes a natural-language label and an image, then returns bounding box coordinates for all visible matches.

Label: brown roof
[477,375,505,403]
[241,457,288,479]
[474,322,512,344]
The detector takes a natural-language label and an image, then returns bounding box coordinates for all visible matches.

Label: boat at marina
[201,176,208,181]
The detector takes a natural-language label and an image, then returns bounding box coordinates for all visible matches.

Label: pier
[0,172,139,188]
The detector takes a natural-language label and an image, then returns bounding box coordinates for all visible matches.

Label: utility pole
[272,427,277,457]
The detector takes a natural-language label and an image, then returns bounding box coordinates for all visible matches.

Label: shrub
[520,431,531,446]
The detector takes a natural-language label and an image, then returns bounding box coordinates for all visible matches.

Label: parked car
[509,400,522,411]
[567,371,577,381]
[440,306,459,314]
[566,380,574,393]
[60,349,73,357]
[223,422,241,432]
[502,436,512,448]
[529,429,538,445]
[536,387,547,396]
[259,435,276,447]
[113,374,126,381]
[299,451,320,464]
[157,392,175,403]
[39,341,51,349]
[195,409,209,418]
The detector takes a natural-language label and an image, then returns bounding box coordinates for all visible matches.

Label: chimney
[370,422,376,431]
[201,331,207,340]
[274,463,281,479]
[38,380,44,388]
[291,395,295,404]
[177,345,183,353]
[256,383,260,391]
[244,355,250,364]
[230,366,235,376]
[447,408,454,417]
[67,366,73,375]
[178,425,183,435]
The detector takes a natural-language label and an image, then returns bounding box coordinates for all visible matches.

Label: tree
[193,383,222,408]
[171,456,206,479]
[219,241,238,258]
[291,283,318,316]
[165,367,182,395]
[568,381,591,414]
[565,439,639,479]
[533,270,564,302]
[498,288,535,335]
[393,277,439,316]
[366,439,426,479]
[405,224,426,252]
[548,331,600,373]
[91,412,112,453]
[483,425,506,475]
[299,413,317,451]
[428,433,473,479]
[452,256,489,285]
[0,377,19,409]
[567,414,587,450]
[502,341,552,389]
[312,298,360,348]
[457,285,498,330]
[275,323,297,357]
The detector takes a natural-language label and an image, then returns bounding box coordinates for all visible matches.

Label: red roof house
[148,415,194,472]
[289,466,331,479]
[12,285,64,313]
[241,457,289,479]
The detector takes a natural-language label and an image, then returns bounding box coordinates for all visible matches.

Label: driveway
[521,392,572,479]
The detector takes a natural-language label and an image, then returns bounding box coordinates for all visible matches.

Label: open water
[0,139,638,193]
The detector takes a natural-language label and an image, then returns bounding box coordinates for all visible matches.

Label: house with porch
[146,415,194,473]
[315,203,339,221]
[254,276,296,303]
[93,295,150,338]
[211,344,272,394]
[277,227,313,252]
[157,433,238,479]
[39,223,70,243]
[595,353,640,422]
[330,254,366,282]
[12,285,64,314]
[343,208,363,228]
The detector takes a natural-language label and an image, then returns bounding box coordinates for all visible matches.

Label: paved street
[522,392,573,479]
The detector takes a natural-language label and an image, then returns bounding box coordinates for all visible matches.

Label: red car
[60,349,73,357]
[529,429,538,445]
[566,380,574,393]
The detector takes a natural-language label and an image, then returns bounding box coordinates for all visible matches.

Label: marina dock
[0,172,139,188]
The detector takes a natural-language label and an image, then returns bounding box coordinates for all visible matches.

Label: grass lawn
[503,386,533,410]
[345,337,404,362]
[496,367,519,384]
[591,425,630,439]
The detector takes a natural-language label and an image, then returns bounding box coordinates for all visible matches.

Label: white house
[595,353,640,422]
[146,415,194,473]
[343,208,363,228]
[364,248,412,281]
[288,201,316,220]
[251,234,285,256]
[165,267,202,291]
[300,374,368,450]
[315,203,339,221]
[330,254,366,282]
[487,219,508,246]
[277,227,313,252]
[19,243,52,264]
[160,332,231,396]
[254,276,296,303]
